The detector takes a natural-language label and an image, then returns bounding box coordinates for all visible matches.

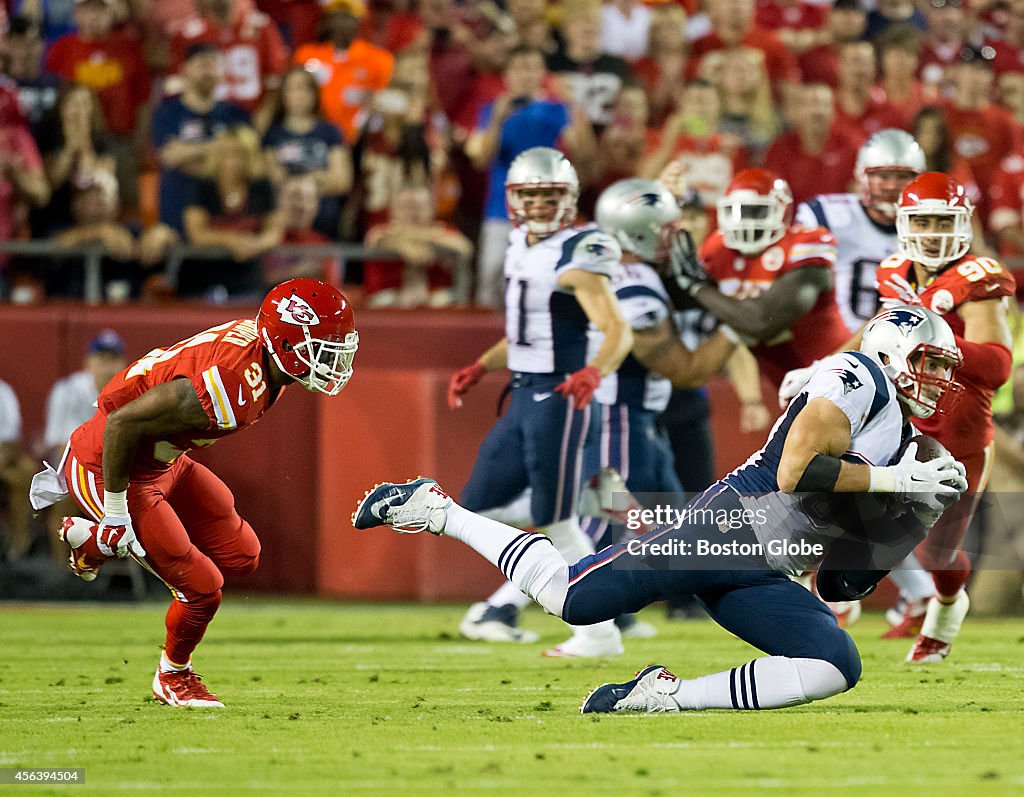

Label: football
[895,433,951,465]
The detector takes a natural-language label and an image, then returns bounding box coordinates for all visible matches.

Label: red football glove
[448,361,487,409]
[555,365,603,410]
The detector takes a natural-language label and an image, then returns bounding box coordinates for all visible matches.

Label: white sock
[160,651,191,673]
[669,657,849,710]
[478,490,534,528]
[541,517,619,640]
[889,553,935,602]
[445,502,569,615]
[486,580,532,610]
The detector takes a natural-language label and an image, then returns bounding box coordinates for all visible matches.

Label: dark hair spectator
[864,0,927,42]
[262,173,341,288]
[629,3,687,127]
[877,24,932,128]
[919,0,968,92]
[2,15,60,133]
[833,39,906,145]
[798,0,867,89]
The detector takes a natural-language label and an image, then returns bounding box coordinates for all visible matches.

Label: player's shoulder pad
[807,351,890,417]
[784,225,837,269]
[556,229,622,277]
[945,255,1017,302]
[877,253,912,274]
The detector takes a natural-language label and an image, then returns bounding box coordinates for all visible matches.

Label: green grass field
[2,601,1023,796]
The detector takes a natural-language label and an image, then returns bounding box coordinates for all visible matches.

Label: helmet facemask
[895,205,972,271]
[860,167,919,224]
[506,184,578,236]
[290,329,359,396]
[716,191,787,255]
[887,344,964,418]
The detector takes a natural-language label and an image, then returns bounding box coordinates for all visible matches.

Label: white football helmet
[855,129,926,223]
[505,147,579,236]
[595,178,682,263]
[860,305,963,418]
[895,172,974,271]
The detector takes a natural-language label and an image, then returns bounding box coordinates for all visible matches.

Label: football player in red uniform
[780,173,1014,662]
[665,168,849,388]
[29,279,358,706]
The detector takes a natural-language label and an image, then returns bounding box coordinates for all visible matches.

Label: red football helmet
[256,279,358,396]
[896,172,973,271]
[716,168,793,255]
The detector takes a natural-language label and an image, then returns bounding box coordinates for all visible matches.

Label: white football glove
[868,442,969,524]
[777,361,819,408]
[98,489,146,558]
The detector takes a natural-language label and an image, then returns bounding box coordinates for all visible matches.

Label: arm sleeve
[954,337,1013,390]
[556,230,622,279]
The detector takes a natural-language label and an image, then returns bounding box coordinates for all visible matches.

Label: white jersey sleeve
[0,380,22,444]
[555,230,622,279]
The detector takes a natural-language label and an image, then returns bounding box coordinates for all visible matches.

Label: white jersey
[504,224,621,374]
[44,370,100,450]
[724,351,909,575]
[0,379,22,444]
[593,261,673,412]
[796,193,897,333]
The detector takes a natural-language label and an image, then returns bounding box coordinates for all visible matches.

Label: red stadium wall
[0,305,779,600]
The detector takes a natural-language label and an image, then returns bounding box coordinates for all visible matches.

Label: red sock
[931,550,971,600]
[163,591,222,665]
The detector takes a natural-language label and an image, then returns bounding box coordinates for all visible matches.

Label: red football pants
[915,444,992,596]
[64,450,261,664]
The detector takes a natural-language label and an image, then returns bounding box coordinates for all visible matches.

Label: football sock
[446,503,569,616]
[889,552,935,601]
[159,651,191,673]
[542,518,620,641]
[932,550,971,598]
[485,581,532,610]
[668,657,849,710]
[163,591,221,665]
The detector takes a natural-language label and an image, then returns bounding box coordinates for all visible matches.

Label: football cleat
[459,602,539,643]
[59,516,106,582]
[578,467,651,531]
[615,613,659,639]
[542,627,624,659]
[906,591,970,663]
[581,665,682,714]
[826,600,862,629]
[351,478,451,534]
[883,596,928,639]
[152,668,224,708]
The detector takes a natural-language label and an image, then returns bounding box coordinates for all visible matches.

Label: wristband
[867,466,895,494]
[104,489,129,517]
[719,325,741,345]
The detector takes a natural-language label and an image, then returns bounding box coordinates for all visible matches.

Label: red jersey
[171,10,288,112]
[687,27,800,85]
[701,224,848,386]
[942,102,1016,208]
[876,253,1016,452]
[70,319,283,480]
[989,151,1024,253]
[756,1,827,31]
[763,128,859,205]
[833,90,908,146]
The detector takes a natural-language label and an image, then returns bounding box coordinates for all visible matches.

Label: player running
[780,173,1015,662]
[355,305,967,713]
[30,279,358,707]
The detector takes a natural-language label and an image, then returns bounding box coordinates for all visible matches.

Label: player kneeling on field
[354,305,967,713]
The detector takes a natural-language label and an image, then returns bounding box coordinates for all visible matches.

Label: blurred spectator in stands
[864,0,927,42]
[262,173,339,287]
[444,22,512,137]
[170,0,287,131]
[254,0,321,49]
[919,0,970,94]
[507,0,558,55]
[687,0,800,98]
[630,3,687,128]
[640,79,747,229]
[587,84,649,198]
[363,183,472,308]
[44,0,150,210]
[764,82,859,204]
[0,378,35,561]
[988,0,1024,77]
[0,77,48,246]
[797,0,866,90]
[833,40,907,145]
[1,15,59,133]
[877,24,932,130]
[151,41,249,235]
[707,46,780,162]
[13,0,79,47]
[944,47,1016,223]
[998,70,1024,146]
[465,43,590,306]
[181,124,284,300]
[294,0,394,144]
[263,65,352,239]
[599,0,651,61]
[127,0,198,73]
[35,83,114,236]
[755,0,829,57]
[43,328,125,463]
[547,0,630,131]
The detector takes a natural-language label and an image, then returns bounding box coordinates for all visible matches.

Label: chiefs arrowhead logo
[276,295,320,326]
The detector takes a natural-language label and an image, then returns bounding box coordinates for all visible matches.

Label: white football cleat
[906,591,970,663]
[352,478,451,534]
[459,602,539,643]
[542,626,623,658]
[615,613,659,639]
[581,665,682,713]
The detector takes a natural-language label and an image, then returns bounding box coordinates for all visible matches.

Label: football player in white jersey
[447,147,634,657]
[355,305,968,713]
[796,129,926,334]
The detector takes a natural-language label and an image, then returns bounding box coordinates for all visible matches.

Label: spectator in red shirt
[170,0,288,131]
[998,71,1024,148]
[0,78,48,246]
[687,0,800,93]
[988,149,1024,256]
[797,0,866,90]
[764,82,859,204]
[44,0,151,208]
[833,40,907,145]
[755,0,829,57]
[876,24,934,129]
[630,3,688,128]
[988,0,1024,77]
[919,0,968,93]
[943,47,1017,221]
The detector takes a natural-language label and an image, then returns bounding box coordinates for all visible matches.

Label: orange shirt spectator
[293,0,393,143]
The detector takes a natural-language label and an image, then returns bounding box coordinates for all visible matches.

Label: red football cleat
[59,517,107,582]
[905,592,970,663]
[882,600,927,639]
[152,668,224,708]
[906,635,951,663]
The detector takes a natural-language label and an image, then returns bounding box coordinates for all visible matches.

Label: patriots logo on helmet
[586,242,607,256]
[830,368,863,395]
[878,308,926,336]
[628,192,664,208]
[276,295,320,326]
